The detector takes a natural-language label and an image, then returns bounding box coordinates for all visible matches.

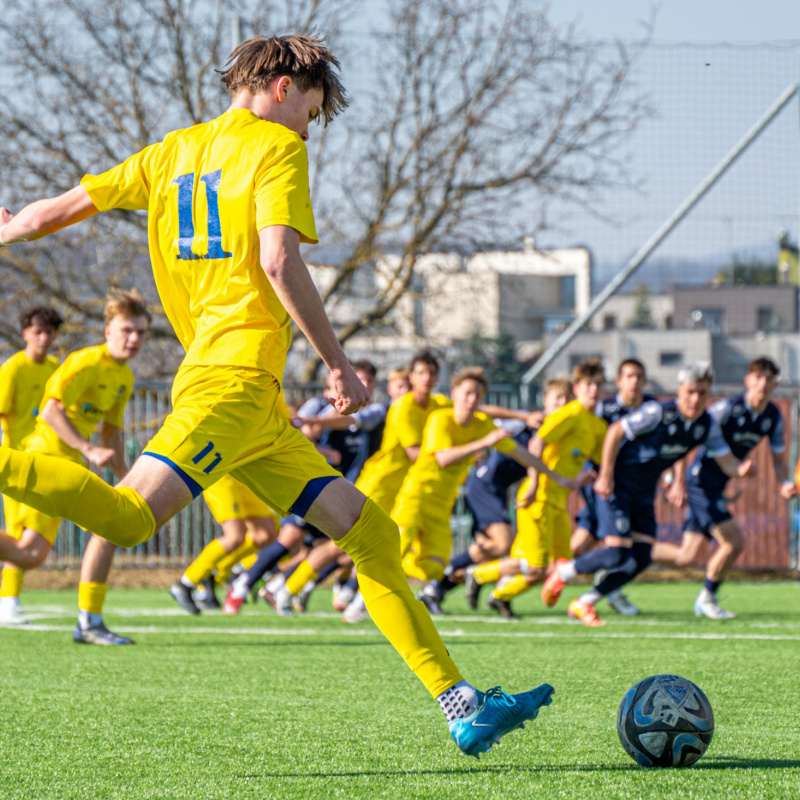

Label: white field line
[7,623,800,642]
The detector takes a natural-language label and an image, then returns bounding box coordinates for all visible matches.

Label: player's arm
[39,399,115,467]
[479,404,543,429]
[99,421,127,481]
[435,427,513,468]
[593,420,626,499]
[771,451,796,499]
[665,458,688,508]
[516,435,544,509]
[259,225,367,415]
[508,442,591,492]
[0,186,97,244]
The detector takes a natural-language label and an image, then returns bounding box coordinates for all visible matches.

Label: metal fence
[6,383,796,570]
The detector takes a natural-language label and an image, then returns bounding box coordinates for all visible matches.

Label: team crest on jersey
[716,498,729,513]
[616,516,631,534]
[737,416,746,427]
[693,425,705,440]
[668,423,677,435]
[761,419,772,433]
[663,411,677,425]
[732,404,745,417]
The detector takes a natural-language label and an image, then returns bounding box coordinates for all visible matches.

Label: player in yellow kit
[0,306,63,625]
[466,359,608,618]
[0,35,580,756]
[0,291,148,637]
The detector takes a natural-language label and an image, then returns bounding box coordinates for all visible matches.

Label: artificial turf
[1,582,798,799]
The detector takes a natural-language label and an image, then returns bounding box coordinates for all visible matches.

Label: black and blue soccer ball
[617,674,714,767]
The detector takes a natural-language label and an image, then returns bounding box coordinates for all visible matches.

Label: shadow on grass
[241,757,800,779]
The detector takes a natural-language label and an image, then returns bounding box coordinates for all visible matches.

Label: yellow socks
[337,498,463,698]
[0,449,155,547]
[183,539,227,586]
[473,560,501,586]
[213,537,258,585]
[285,559,318,596]
[493,574,531,602]
[0,567,24,598]
[78,581,108,614]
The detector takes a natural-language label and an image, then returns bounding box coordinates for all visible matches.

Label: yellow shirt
[393,409,516,518]
[356,392,453,500]
[81,109,317,381]
[535,399,607,508]
[23,344,134,462]
[0,351,60,450]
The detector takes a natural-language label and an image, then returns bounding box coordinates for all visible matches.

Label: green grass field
[1,582,798,800]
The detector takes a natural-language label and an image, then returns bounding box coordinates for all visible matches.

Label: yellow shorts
[3,495,18,532]
[12,502,61,546]
[396,499,453,580]
[355,470,405,516]
[511,497,572,569]
[203,474,279,524]
[143,365,340,517]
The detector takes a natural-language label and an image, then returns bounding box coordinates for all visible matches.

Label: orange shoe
[568,598,606,627]
[541,559,569,607]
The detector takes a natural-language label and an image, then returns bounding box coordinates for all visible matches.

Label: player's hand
[779,480,797,500]
[0,208,14,225]
[737,458,757,478]
[525,410,545,429]
[593,472,613,500]
[83,444,116,467]
[565,468,596,493]
[318,446,341,466]
[329,366,369,416]
[515,483,537,509]
[482,428,513,448]
[666,480,687,509]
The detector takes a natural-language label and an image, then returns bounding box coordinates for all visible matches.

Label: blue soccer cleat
[449,684,555,758]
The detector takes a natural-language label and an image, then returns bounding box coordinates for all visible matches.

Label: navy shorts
[575,486,600,538]
[464,479,511,536]
[596,492,657,539]
[683,481,732,538]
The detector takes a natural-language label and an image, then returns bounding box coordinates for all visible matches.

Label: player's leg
[73,535,133,645]
[277,537,345,614]
[695,519,743,620]
[0,515,54,625]
[213,515,276,587]
[652,531,708,569]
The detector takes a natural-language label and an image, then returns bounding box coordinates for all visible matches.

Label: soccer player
[0,306,63,625]
[420,377,567,614]
[465,360,607,619]
[571,358,654,616]
[652,357,795,619]
[542,362,753,627]
[0,36,561,754]
[169,474,280,614]
[393,367,588,588]
[0,291,148,639]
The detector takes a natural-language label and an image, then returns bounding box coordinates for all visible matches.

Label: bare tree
[0,0,650,380]
[302,0,651,377]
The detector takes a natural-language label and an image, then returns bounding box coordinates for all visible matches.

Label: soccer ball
[617,674,714,767]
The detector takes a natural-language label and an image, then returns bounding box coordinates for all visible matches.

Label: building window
[660,351,683,367]
[413,297,424,337]
[691,308,725,335]
[757,307,780,332]
[603,314,617,331]
[559,275,576,309]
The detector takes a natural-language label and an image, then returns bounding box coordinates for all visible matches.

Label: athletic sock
[245,542,289,588]
[436,680,479,721]
[265,573,286,594]
[78,581,108,617]
[213,536,257,585]
[473,560,501,586]
[337,498,464,698]
[0,595,20,610]
[0,566,24,599]
[704,577,721,595]
[230,572,249,600]
[0,448,155,548]
[578,588,602,606]
[183,539,227,586]
[344,576,359,591]
[78,610,104,629]
[573,547,628,576]
[315,561,340,584]
[285,560,318,597]
[558,560,578,582]
[493,574,531,602]
[449,550,474,573]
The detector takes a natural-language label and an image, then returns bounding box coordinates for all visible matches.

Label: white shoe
[607,590,640,616]
[273,586,294,617]
[333,584,356,612]
[694,596,736,620]
[0,605,29,626]
[342,593,368,623]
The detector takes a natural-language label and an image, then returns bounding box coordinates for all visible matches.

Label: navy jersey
[615,399,729,499]
[470,422,534,494]
[318,402,388,484]
[596,393,657,426]
[689,393,784,492]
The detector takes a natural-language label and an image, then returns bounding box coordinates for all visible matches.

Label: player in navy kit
[571,359,653,616]
[652,357,796,619]
[542,362,753,627]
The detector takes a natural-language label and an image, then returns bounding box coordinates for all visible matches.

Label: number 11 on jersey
[173,170,233,261]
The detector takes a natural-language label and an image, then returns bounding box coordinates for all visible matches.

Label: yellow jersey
[535,399,607,508]
[0,351,60,450]
[393,409,516,518]
[23,344,134,462]
[356,392,453,501]
[81,109,317,381]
